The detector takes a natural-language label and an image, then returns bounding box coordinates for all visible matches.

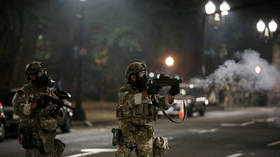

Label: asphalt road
[1,107,280,157]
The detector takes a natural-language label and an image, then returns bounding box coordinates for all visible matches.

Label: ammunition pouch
[112,128,123,146]
[153,136,169,157]
[116,104,157,125]
[19,127,37,149]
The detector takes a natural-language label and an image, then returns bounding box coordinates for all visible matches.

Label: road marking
[66,148,117,157]
[221,117,280,128]
[226,153,243,157]
[167,137,174,140]
[221,121,255,127]
[199,128,218,134]
[267,140,280,147]
[266,118,277,122]
[241,120,255,126]
[221,123,240,127]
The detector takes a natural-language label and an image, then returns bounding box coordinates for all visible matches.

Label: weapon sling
[152,96,186,124]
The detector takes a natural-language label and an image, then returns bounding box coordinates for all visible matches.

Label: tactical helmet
[25,61,46,81]
[125,62,147,81]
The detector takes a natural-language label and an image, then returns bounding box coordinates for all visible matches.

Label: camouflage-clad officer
[12,61,65,157]
[115,62,179,157]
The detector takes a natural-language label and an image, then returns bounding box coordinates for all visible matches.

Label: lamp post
[205,0,230,29]
[256,19,278,40]
[201,1,230,76]
[74,0,87,121]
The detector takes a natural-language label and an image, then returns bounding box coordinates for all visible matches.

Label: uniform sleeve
[157,95,172,110]
[118,90,136,107]
[12,89,31,117]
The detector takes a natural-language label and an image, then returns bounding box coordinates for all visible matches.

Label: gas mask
[132,71,147,91]
[36,71,52,88]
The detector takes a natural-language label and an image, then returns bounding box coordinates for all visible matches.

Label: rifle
[147,74,186,123]
[147,74,182,95]
[38,95,75,110]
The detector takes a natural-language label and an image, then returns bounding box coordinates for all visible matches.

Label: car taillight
[0,102,2,108]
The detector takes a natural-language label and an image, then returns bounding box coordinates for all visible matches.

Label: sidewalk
[72,101,226,127]
[72,101,117,127]
[72,101,280,127]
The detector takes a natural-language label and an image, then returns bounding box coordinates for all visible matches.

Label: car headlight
[196,97,206,102]
[205,100,209,105]
[180,89,186,95]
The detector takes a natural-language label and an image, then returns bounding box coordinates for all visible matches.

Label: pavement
[1,106,280,157]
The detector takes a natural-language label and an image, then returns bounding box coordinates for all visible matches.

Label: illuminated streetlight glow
[221,11,228,16]
[255,65,261,74]
[214,13,220,22]
[205,0,216,15]
[268,19,278,32]
[256,19,266,32]
[220,1,230,12]
[165,56,174,67]
[264,27,270,37]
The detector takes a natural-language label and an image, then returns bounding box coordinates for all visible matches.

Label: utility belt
[112,124,153,147]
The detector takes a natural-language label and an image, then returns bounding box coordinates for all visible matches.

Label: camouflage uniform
[12,62,65,157]
[115,62,170,157]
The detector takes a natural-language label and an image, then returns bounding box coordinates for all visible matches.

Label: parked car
[0,89,19,142]
[0,101,6,142]
[158,83,209,118]
[182,84,208,117]
[55,89,73,133]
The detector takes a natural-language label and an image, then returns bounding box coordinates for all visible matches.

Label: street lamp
[201,0,230,76]
[256,19,266,32]
[220,1,230,16]
[205,0,230,29]
[256,19,278,39]
[268,20,278,33]
[165,56,175,67]
[205,0,216,15]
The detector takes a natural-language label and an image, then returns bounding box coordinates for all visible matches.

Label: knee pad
[25,148,40,157]
[153,136,169,157]
[54,139,65,157]
[115,145,131,157]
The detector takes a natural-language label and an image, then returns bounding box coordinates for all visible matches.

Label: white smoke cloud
[202,49,279,91]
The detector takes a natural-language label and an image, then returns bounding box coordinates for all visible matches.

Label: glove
[147,83,161,95]
[169,84,180,96]
[30,102,37,109]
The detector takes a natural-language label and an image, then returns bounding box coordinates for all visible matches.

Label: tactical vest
[18,84,58,132]
[116,102,157,125]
